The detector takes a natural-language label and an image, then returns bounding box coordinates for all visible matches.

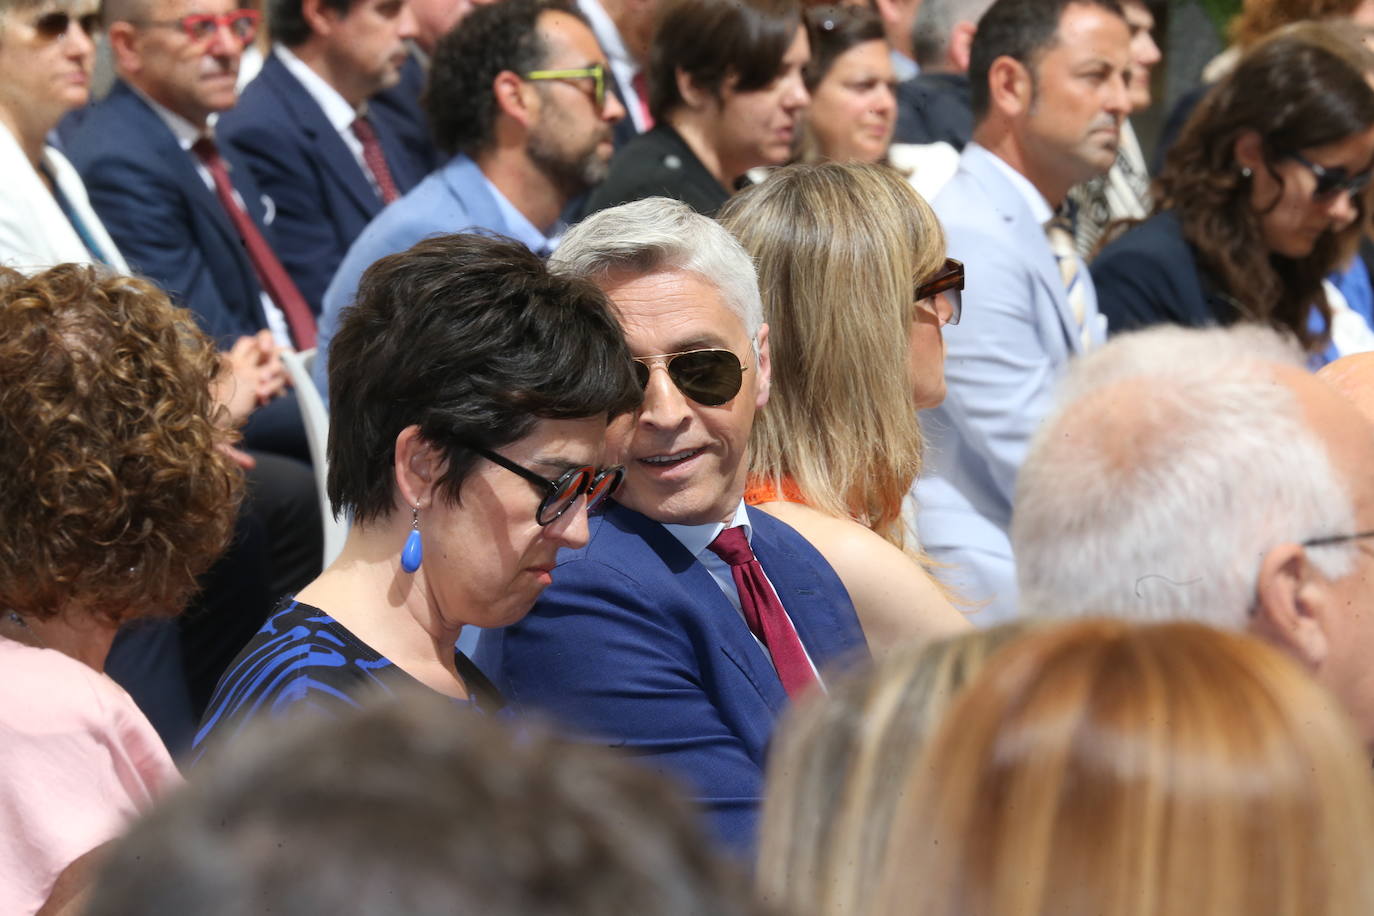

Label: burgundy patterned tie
[707,526,818,699]
[192,137,317,350]
[351,115,400,205]
[630,70,654,130]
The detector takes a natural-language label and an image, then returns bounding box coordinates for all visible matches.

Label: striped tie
[1044,213,1094,351]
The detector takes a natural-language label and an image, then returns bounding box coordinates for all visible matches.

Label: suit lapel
[263,57,382,218]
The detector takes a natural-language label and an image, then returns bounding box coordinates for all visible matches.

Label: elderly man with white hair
[476,197,865,856]
[1014,324,1374,744]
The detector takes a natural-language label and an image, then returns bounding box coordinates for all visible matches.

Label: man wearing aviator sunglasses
[477,198,866,856]
[312,0,626,399]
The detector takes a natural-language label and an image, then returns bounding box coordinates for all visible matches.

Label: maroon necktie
[630,70,654,130]
[192,137,317,350]
[351,115,400,205]
[707,526,818,700]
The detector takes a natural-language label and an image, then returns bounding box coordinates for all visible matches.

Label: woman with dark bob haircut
[195,233,641,750]
[1092,24,1374,352]
[0,264,242,916]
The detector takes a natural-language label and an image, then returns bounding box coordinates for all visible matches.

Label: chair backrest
[281,348,347,568]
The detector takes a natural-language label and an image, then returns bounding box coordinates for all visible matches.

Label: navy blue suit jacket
[65,80,271,346]
[217,54,421,312]
[475,502,866,855]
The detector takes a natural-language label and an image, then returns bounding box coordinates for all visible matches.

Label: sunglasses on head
[467,444,624,526]
[32,8,100,39]
[1290,151,1374,200]
[914,258,964,326]
[131,8,260,43]
[632,348,749,407]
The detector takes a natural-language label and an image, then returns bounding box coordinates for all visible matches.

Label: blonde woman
[875,619,1374,916]
[758,621,1037,916]
[718,162,969,652]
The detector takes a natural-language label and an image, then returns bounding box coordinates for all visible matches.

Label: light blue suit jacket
[916,143,1106,623]
[312,153,518,398]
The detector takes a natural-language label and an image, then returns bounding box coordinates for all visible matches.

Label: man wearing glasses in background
[475,198,866,858]
[311,0,624,400]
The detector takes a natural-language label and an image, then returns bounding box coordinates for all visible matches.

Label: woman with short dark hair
[1092,24,1374,352]
[194,233,641,751]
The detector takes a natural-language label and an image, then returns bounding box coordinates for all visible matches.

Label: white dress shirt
[577,0,649,132]
[274,44,383,199]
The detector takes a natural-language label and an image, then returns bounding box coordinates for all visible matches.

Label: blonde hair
[875,619,1374,916]
[757,621,1039,916]
[718,162,946,548]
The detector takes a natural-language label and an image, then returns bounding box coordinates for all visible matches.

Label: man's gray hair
[1014,324,1357,628]
[552,198,764,339]
[911,0,998,69]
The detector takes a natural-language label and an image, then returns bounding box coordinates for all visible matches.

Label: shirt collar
[474,158,564,251]
[274,44,362,132]
[577,0,634,70]
[662,500,752,559]
[967,141,1055,224]
[131,84,208,152]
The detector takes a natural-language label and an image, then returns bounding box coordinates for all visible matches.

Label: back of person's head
[1014,324,1358,625]
[873,618,1374,916]
[86,692,767,916]
[1159,24,1374,350]
[0,264,240,628]
[967,0,1124,120]
[913,0,999,70]
[717,162,942,547]
[758,621,1039,916]
[427,0,572,157]
[271,0,351,48]
[552,196,764,338]
[647,0,802,122]
[1231,0,1369,49]
[327,232,640,525]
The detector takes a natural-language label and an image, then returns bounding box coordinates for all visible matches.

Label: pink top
[0,636,181,915]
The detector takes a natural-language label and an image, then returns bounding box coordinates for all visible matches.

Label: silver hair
[911,0,997,69]
[1014,324,1357,628]
[551,197,765,339]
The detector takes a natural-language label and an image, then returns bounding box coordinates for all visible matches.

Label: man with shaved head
[1014,324,1374,745]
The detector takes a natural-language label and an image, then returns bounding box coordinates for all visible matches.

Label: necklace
[4,611,47,649]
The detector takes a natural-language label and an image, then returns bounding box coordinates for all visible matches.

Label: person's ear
[753,323,771,410]
[948,21,978,74]
[987,55,1033,119]
[1233,129,1266,176]
[302,0,337,38]
[492,69,537,129]
[107,22,142,75]
[1253,542,1331,669]
[675,67,716,112]
[394,425,442,514]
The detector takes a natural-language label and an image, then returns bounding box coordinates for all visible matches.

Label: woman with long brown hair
[1092,24,1374,353]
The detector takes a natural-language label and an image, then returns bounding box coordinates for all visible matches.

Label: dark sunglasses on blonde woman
[32,9,101,39]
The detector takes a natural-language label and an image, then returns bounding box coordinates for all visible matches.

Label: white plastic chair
[281,347,348,568]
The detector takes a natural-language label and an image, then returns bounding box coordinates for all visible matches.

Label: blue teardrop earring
[401,501,423,573]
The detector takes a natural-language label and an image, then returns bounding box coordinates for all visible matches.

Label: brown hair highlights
[0,265,241,626]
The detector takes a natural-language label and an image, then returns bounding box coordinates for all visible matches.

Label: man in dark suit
[62,0,323,750]
[581,0,810,217]
[217,0,423,312]
[476,198,867,855]
[894,0,995,146]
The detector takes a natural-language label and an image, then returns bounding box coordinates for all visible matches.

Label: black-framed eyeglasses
[130,8,260,43]
[1290,152,1374,201]
[467,445,624,526]
[915,258,964,326]
[32,9,101,40]
[521,63,607,108]
[632,348,749,407]
[1302,530,1374,548]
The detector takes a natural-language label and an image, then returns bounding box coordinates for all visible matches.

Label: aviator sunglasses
[467,445,624,526]
[1290,152,1374,201]
[915,258,964,326]
[633,348,749,407]
[32,9,101,39]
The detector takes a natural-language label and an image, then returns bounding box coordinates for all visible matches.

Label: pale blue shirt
[482,170,563,254]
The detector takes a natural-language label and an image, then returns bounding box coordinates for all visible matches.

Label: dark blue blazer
[217,54,421,313]
[64,80,271,346]
[475,502,867,855]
